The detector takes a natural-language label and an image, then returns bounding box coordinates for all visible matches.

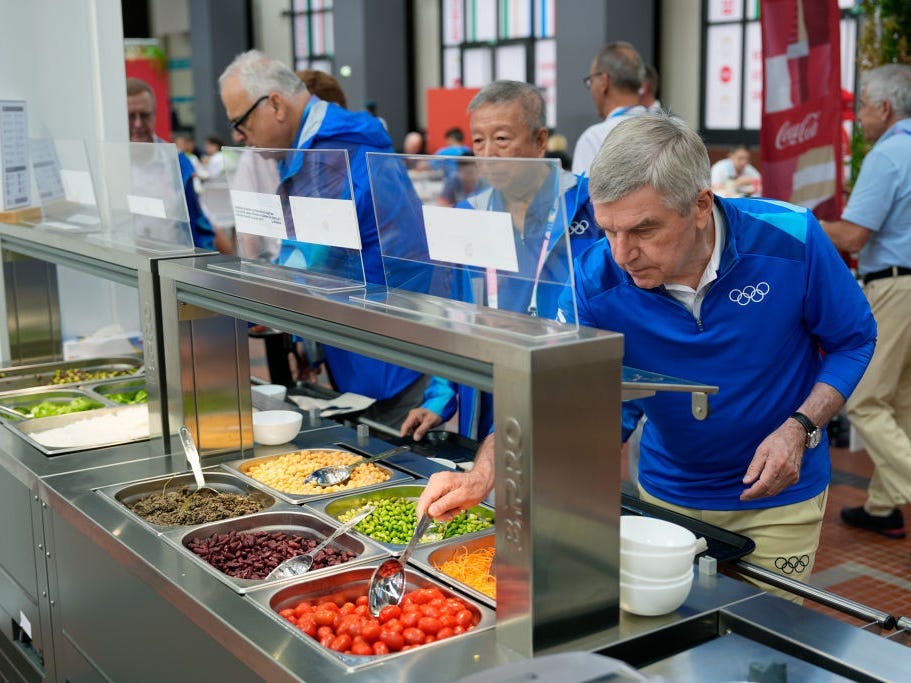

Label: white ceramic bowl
[620,572,693,616]
[252,384,287,403]
[252,410,302,445]
[621,545,696,580]
[620,516,696,554]
[619,566,693,586]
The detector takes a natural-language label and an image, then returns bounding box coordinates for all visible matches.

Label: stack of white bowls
[620,515,697,616]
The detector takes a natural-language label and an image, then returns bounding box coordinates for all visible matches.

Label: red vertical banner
[760,0,842,219]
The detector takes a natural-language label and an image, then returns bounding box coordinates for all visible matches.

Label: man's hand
[399,408,442,441]
[740,419,805,500]
[416,434,496,521]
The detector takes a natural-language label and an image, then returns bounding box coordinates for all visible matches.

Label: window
[700,0,857,145]
[291,0,334,73]
[441,0,557,127]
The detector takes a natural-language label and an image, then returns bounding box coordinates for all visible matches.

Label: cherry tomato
[279,607,295,619]
[372,640,390,655]
[439,614,455,628]
[452,625,465,635]
[317,601,340,612]
[384,618,402,633]
[293,602,312,617]
[400,612,420,628]
[380,631,404,652]
[424,635,436,644]
[351,640,373,656]
[378,605,402,623]
[329,634,352,652]
[354,604,370,616]
[421,605,441,619]
[340,602,356,615]
[436,626,455,640]
[297,615,317,638]
[316,625,334,639]
[455,609,474,629]
[429,597,447,609]
[356,595,369,607]
[411,589,432,604]
[418,617,442,634]
[313,610,336,627]
[402,627,425,646]
[360,622,381,643]
[319,632,334,648]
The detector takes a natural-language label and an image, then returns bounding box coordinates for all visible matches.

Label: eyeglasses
[583,72,605,89]
[230,95,269,134]
[129,111,154,123]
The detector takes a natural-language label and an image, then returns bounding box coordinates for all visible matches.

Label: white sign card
[230,189,287,238]
[705,23,744,129]
[0,100,31,210]
[60,169,97,206]
[126,194,167,219]
[30,138,65,202]
[289,196,361,250]
[423,205,519,272]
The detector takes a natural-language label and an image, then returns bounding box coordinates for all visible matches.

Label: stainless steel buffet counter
[1,223,910,682]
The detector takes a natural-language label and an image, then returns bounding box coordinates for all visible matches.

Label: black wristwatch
[790,412,822,449]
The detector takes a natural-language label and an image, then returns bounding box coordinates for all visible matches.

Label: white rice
[29,405,150,448]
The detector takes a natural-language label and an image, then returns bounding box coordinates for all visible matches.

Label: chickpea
[244,449,390,494]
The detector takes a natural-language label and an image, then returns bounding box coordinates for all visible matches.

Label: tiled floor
[803,445,911,635]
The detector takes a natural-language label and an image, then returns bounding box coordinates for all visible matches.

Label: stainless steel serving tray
[410,530,496,608]
[95,470,279,534]
[86,377,148,404]
[307,483,495,552]
[0,387,107,421]
[221,446,413,505]
[10,403,151,456]
[160,508,386,595]
[0,355,142,392]
[245,562,496,672]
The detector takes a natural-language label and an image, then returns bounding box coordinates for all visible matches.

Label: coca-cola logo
[775,112,821,150]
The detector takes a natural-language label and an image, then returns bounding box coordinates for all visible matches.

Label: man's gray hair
[595,42,646,94]
[468,80,546,134]
[861,63,911,119]
[589,113,711,215]
[218,49,306,98]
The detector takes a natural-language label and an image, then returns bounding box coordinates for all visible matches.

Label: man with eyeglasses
[572,42,648,177]
[126,78,231,254]
[217,50,428,428]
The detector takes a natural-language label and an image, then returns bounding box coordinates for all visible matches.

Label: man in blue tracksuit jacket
[220,50,426,426]
[416,114,876,594]
[399,81,602,442]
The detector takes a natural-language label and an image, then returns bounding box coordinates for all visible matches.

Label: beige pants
[637,486,828,603]
[846,275,911,515]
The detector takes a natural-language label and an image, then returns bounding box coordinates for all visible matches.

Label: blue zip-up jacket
[422,170,601,438]
[279,97,422,400]
[561,196,876,510]
[177,149,216,250]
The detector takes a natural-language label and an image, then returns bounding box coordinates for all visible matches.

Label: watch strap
[790,411,818,436]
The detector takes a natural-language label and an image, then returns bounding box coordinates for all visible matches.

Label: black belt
[861,266,911,285]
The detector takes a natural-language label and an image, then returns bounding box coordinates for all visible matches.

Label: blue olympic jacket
[279,97,423,400]
[177,152,216,250]
[422,170,602,438]
[561,196,876,510]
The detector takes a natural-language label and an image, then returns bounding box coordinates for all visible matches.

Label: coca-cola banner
[760,0,843,219]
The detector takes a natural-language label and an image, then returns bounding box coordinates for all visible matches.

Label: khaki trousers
[637,486,828,603]
[846,276,911,515]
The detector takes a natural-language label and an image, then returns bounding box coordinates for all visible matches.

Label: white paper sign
[126,194,167,219]
[423,204,519,272]
[230,189,287,238]
[289,196,361,250]
[0,100,31,210]
[30,138,65,202]
[60,169,97,205]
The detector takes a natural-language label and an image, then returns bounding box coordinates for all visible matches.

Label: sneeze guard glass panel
[26,138,102,234]
[211,146,366,292]
[365,153,580,339]
[99,141,194,254]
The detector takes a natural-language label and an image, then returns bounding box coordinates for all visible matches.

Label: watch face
[807,428,822,449]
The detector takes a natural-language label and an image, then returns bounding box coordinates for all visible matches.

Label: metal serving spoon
[265,506,376,580]
[304,445,410,488]
[367,514,441,617]
[178,425,219,494]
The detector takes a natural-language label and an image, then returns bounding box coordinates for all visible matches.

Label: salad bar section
[1,224,910,683]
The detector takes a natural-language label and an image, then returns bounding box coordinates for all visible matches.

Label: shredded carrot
[436,546,496,599]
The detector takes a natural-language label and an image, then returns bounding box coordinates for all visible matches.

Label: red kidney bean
[186,529,358,579]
